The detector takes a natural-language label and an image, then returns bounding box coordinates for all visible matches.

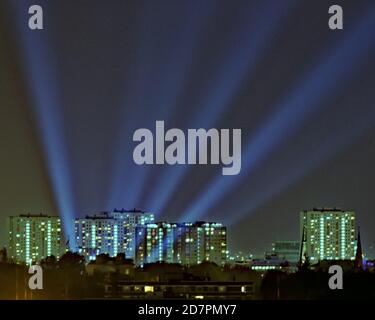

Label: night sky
[1,0,375,257]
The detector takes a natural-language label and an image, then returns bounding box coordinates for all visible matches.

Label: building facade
[7,214,63,264]
[135,222,174,265]
[135,221,227,266]
[272,241,300,263]
[104,280,255,300]
[300,208,356,262]
[75,209,154,261]
[110,208,154,258]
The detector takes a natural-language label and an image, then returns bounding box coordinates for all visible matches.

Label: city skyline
[0,0,375,259]
[3,206,367,264]
[1,207,372,301]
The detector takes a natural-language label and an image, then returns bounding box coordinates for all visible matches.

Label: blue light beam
[9,1,76,247]
[227,107,375,227]
[146,0,299,215]
[180,6,375,222]
[107,2,215,210]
